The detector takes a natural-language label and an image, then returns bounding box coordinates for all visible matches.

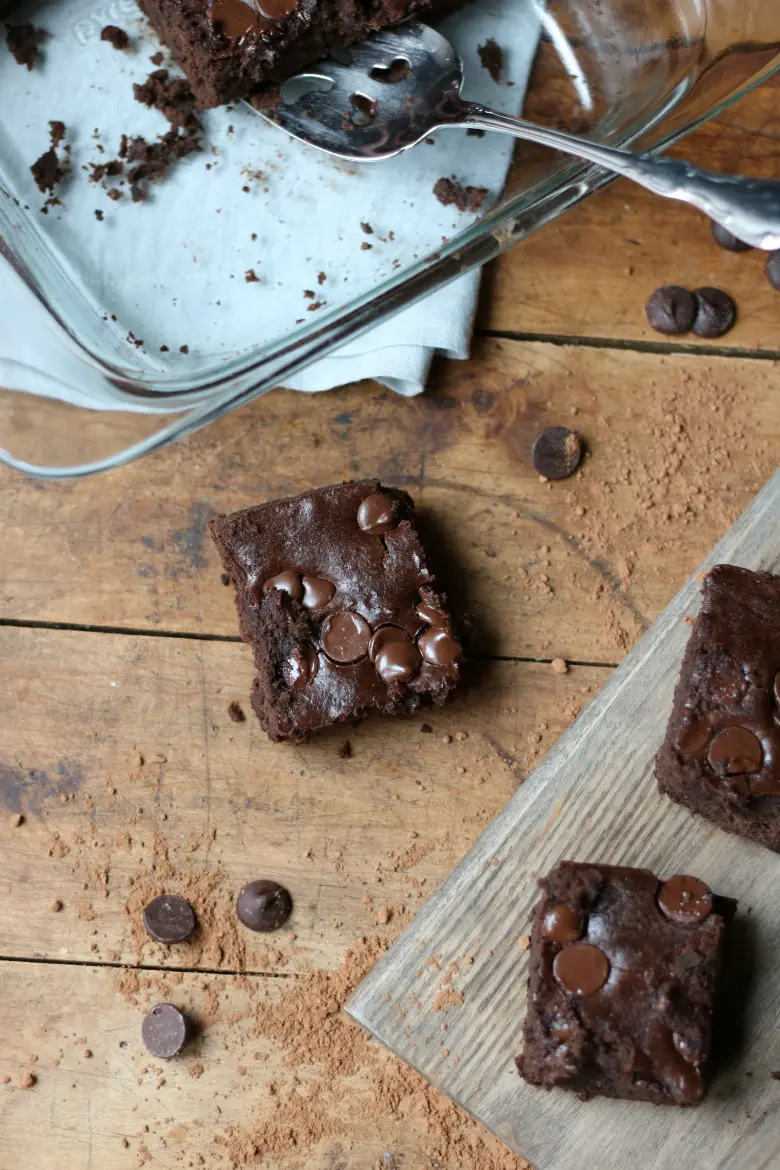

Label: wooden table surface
[1,76,779,1170]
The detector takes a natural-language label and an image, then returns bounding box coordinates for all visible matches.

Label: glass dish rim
[2,43,780,479]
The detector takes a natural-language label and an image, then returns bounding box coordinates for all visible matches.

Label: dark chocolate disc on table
[141,1003,189,1059]
[236,879,293,932]
[143,895,197,944]
[531,426,583,480]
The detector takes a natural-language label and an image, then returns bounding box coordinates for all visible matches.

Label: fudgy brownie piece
[209,480,462,741]
[656,564,780,851]
[518,861,734,1106]
[139,0,457,109]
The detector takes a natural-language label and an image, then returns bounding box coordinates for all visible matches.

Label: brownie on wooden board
[139,0,457,109]
[518,861,734,1106]
[656,564,780,851]
[209,479,462,741]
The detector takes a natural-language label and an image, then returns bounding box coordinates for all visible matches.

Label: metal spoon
[249,21,780,250]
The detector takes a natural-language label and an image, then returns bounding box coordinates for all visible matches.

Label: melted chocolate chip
[211,0,268,37]
[710,221,752,252]
[257,0,297,14]
[282,645,319,691]
[357,492,396,535]
[368,625,410,662]
[552,943,610,996]
[375,640,421,685]
[415,601,449,628]
[657,875,713,925]
[321,611,372,664]
[418,628,462,667]
[263,570,303,603]
[541,903,582,944]
[141,1004,189,1059]
[707,725,763,775]
[236,879,292,932]
[301,576,335,610]
[142,895,197,944]
[676,715,710,755]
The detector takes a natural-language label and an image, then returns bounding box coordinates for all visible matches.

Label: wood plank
[485,77,780,347]
[1,340,777,662]
[348,473,780,1170]
[0,959,519,1170]
[0,625,609,970]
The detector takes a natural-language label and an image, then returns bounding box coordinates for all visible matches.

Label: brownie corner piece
[209,479,462,741]
[655,563,780,851]
[518,860,733,1106]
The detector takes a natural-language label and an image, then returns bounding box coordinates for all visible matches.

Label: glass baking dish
[1,0,779,477]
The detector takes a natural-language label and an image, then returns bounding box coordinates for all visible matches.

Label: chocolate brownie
[518,861,734,1106]
[209,480,462,741]
[139,0,459,109]
[656,564,780,851]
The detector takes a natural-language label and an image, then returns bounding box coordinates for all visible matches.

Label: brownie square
[518,861,734,1106]
[656,564,780,851]
[139,0,458,109]
[209,479,462,741]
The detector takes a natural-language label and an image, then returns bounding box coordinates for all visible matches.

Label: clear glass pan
[1,0,779,476]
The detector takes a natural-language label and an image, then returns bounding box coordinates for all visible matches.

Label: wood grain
[348,473,780,1170]
[0,625,609,970]
[484,77,780,347]
[0,960,442,1170]
[1,339,777,663]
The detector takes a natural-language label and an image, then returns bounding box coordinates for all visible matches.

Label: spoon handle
[457,103,780,251]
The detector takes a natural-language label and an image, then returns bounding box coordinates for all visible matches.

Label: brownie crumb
[49,120,66,147]
[150,50,164,66]
[20,1072,36,1089]
[220,572,231,586]
[179,344,189,355]
[361,242,373,251]
[95,209,104,221]
[227,701,245,723]
[307,301,324,311]
[360,221,373,234]
[477,38,503,83]
[303,289,316,299]
[317,271,327,285]
[7,22,45,70]
[245,268,259,283]
[31,147,63,194]
[466,128,486,138]
[433,177,489,213]
[420,723,433,734]
[338,740,353,759]
[101,25,129,50]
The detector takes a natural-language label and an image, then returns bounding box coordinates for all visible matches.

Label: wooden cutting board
[347,471,780,1170]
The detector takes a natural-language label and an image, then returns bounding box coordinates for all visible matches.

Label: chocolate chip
[415,601,449,628]
[765,251,780,292]
[375,639,421,685]
[710,221,752,252]
[321,611,372,664]
[357,492,396,535]
[708,725,762,775]
[236,880,292,932]
[263,570,303,603]
[418,628,462,667]
[657,875,713,925]
[141,1004,189,1058]
[301,576,335,610]
[692,288,736,339]
[676,715,710,755]
[368,625,410,662]
[552,943,610,995]
[541,903,582,943]
[282,645,319,691]
[645,286,696,335]
[531,426,583,480]
[142,895,197,944]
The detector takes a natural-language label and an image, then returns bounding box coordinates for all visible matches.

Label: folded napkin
[0,0,540,406]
